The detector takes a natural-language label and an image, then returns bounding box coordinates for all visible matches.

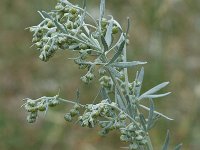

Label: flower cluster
[77,100,116,128]
[24,0,179,149]
[99,76,113,92]
[23,96,60,123]
[29,1,86,62]
[64,103,81,122]
[120,123,147,149]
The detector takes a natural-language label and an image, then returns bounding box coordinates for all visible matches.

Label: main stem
[101,53,154,150]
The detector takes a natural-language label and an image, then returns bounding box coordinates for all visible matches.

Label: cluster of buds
[64,103,81,122]
[101,18,119,36]
[78,100,117,128]
[120,123,147,149]
[99,76,113,92]
[23,96,60,123]
[29,0,86,62]
[98,111,127,136]
[80,72,94,84]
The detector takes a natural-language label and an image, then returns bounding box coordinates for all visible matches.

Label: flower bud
[70,8,77,14]
[120,135,129,142]
[129,142,138,150]
[112,26,118,34]
[37,104,46,111]
[64,113,72,122]
[27,115,36,123]
[70,109,79,117]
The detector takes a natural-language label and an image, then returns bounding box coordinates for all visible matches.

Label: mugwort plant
[22,0,182,149]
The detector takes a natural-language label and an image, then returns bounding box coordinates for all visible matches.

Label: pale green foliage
[22,0,182,149]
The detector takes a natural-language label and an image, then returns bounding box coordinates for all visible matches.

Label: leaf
[99,0,105,30]
[138,82,170,100]
[105,18,114,47]
[115,87,126,111]
[135,67,144,97]
[68,44,79,50]
[53,20,67,33]
[112,61,147,68]
[162,130,170,150]
[108,67,122,78]
[90,34,100,49]
[173,144,183,150]
[139,92,171,100]
[101,36,109,52]
[126,17,130,36]
[39,11,53,20]
[148,114,161,129]
[147,99,154,130]
[79,8,86,27]
[139,114,147,131]
[139,104,173,120]
[100,87,111,103]
[115,90,126,111]
[125,95,134,117]
[107,40,125,65]
[81,25,90,37]
[76,88,80,102]
[82,0,87,8]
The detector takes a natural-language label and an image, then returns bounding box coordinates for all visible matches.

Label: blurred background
[0,0,199,149]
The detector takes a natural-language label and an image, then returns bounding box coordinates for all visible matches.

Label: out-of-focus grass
[0,0,199,150]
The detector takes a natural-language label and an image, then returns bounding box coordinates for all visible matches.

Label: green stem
[146,136,154,150]
[100,55,127,111]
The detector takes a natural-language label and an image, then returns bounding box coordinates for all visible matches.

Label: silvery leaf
[101,36,109,52]
[162,130,170,150]
[107,40,125,65]
[139,104,173,120]
[147,98,154,130]
[139,82,170,100]
[99,0,105,30]
[173,144,182,150]
[54,20,67,33]
[105,18,114,47]
[139,92,171,100]
[135,67,144,97]
[112,61,147,68]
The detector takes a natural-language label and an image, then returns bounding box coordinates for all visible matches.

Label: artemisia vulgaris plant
[22,0,182,149]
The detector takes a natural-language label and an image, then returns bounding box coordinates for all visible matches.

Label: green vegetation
[0,0,199,149]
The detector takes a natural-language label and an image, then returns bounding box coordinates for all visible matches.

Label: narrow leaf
[81,25,90,36]
[139,92,171,100]
[107,40,125,65]
[101,36,109,52]
[162,130,170,150]
[82,0,87,8]
[139,82,170,100]
[125,95,134,117]
[139,114,147,131]
[173,144,182,150]
[100,87,111,103]
[116,93,126,111]
[90,34,100,49]
[108,67,122,78]
[135,67,144,97]
[79,8,86,27]
[139,104,173,120]
[147,99,154,130]
[99,0,105,30]
[54,20,67,33]
[115,88,126,111]
[126,17,130,36]
[112,61,147,68]
[105,18,114,47]
[148,114,161,129]
[39,11,53,20]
